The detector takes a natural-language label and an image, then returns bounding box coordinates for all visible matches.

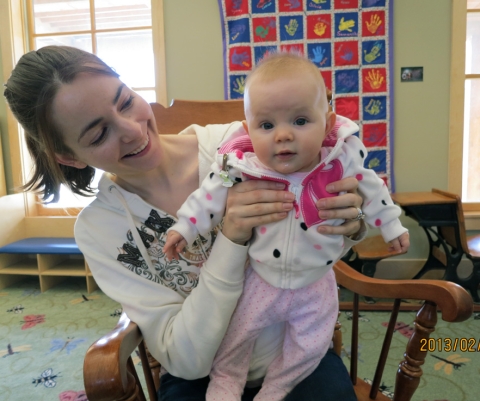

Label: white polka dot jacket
[171,115,408,290]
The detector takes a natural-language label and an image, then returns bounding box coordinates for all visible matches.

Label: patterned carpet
[1,278,478,401]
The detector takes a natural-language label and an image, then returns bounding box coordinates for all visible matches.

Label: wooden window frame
[0,0,166,217]
[448,0,480,228]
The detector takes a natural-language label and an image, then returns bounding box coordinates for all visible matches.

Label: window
[0,0,166,215]
[30,0,157,102]
[449,0,480,215]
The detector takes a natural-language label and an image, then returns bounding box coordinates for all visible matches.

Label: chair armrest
[334,260,473,322]
[84,312,143,401]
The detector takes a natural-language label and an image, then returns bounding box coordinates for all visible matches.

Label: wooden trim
[26,0,34,50]
[0,129,6,197]
[151,0,167,106]
[462,202,480,211]
[34,205,82,217]
[466,74,480,79]
[0,0,29,196]
[89,0,96,54]
[448,0,467,197]
[31,26,152,37]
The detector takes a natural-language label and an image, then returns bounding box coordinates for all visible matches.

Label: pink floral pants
[206,266,339,401]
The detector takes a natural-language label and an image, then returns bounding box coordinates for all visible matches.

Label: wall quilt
[218,0,395,189]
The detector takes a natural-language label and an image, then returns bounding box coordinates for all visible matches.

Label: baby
[164,52,409,401]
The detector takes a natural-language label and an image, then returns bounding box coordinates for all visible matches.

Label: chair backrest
[431,188,470,253]
[151,100,245,135]
[150,90,333,136]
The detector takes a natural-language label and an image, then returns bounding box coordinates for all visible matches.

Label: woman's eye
[121,95,135,111]
[294,118,307,126]
[91,127,108,146]
[261,122,274,130]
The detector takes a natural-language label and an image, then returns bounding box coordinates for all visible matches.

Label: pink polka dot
[375,218,382,226]
[190,217,197,224]
[206,193,212,200]
[355,174,363,181]
[260,226,267,234]
[314,244,322,250]
[235,150,244,159]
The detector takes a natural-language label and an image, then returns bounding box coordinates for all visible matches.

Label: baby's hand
[388,232,410,253]
[163,230,187,261]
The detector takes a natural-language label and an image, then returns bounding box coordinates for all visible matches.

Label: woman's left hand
[315,176,364,237]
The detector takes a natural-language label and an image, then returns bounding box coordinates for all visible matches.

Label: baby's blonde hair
[245,51,326,92]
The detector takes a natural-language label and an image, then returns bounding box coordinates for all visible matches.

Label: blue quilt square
[334,12,359,37]
[254,46,277,64]
[306,0,331,11]
[362,96,387,120]
[307,43,332,68]
[228,18,251,44]
[362,40,386,65]
[279,15,304,41]
[364,150,387,174]
[251,0,276,13]
[362,0,386,8]
[335,69,359,94]
[229,74,247,99]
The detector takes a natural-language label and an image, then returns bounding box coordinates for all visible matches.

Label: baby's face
[244,72,333,175]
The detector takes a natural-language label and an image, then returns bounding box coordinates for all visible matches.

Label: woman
[4,46,363,401]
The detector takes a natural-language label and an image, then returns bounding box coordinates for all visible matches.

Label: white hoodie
[171,116,407,290]
[75,122,366,381]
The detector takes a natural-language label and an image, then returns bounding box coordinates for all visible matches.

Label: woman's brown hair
[3,45,120,203]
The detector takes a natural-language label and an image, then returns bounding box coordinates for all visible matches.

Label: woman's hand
[315,176,363,237]
[222,180,294,244]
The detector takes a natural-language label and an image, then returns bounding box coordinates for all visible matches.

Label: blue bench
[0,237,96,293]
[0,237,81,254]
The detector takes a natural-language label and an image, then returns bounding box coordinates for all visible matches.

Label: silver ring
[351,207,365,221]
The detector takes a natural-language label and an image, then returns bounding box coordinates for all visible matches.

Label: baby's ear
[325,111,336,133]
[242,120,249,134]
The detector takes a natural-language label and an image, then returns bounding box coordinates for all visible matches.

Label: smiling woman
[4,46,120,203]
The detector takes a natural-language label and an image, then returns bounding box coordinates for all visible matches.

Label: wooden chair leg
[370,298,401,399]
[333,317,343,357]
[394,301,437,401]
[350,292,359,385]
[127,356,147,401]
[137,342,158,401]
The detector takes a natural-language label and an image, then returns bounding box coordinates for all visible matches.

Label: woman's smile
[124,134,150,158]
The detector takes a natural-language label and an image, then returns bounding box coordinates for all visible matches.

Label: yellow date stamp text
[420,338,480,352]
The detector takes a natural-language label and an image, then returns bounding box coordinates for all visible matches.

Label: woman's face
[51,72,161,177]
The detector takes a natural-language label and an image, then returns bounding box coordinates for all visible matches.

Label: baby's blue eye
[261,122,274,130]
[294,118,307,126]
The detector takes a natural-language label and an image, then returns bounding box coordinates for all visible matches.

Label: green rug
[1,278,479,401]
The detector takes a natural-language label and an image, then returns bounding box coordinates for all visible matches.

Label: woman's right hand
[221,180,295,244]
